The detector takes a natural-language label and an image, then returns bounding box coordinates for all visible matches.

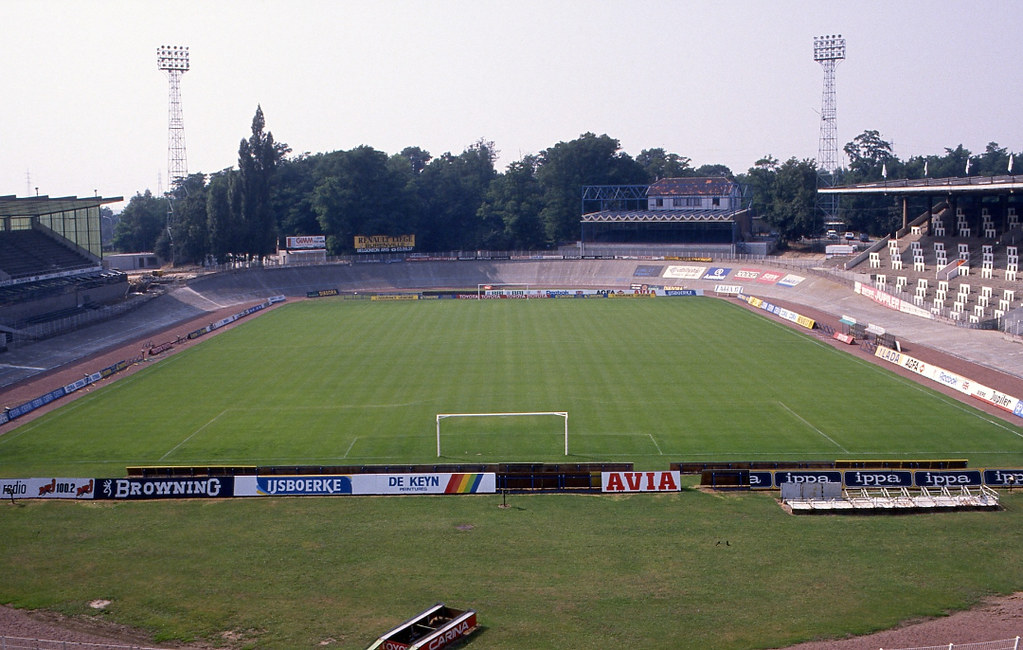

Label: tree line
[113,107,1022,261]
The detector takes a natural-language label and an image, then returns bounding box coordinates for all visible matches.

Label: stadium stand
[0,196,126,341]
[0,229,95,279]
[854,201,1023,326]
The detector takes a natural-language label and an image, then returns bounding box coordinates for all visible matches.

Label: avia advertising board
[777,274,806,287]
[94,477,233,500]
[234,473,496,497]
[0,477,96,500]
[601,471,680,492]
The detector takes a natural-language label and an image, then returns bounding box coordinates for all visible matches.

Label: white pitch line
[778,401,849,453]
[755,316,1023,439]
[343,437,358,458]
[160,409,228,461]
[647,433,664,455]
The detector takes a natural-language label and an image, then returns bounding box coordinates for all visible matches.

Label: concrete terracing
[1,258,1021,390]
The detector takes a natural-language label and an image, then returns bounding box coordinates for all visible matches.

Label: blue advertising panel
[702,267,732,281]
[982,469,1023,486]
[914,470,982,488]
[95,477,233,500]
[633,265,662,277]
[843,470,913,488]
[773,470,842,487]
[251,475,353,496]
[748,471,773,489]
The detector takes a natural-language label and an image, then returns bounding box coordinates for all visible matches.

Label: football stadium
[2,197,1023,648]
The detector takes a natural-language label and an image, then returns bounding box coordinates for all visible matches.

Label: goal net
[435,411,569,457]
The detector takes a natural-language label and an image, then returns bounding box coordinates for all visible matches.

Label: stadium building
[580,177,755,256]
[0,195,126,347]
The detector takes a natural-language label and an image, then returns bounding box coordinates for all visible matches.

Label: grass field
[1,297,1022,648]
[2,298,1021,476]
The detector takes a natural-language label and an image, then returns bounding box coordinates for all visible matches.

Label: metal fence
[9,294,158,346]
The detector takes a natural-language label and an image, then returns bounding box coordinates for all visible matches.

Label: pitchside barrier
[695,468,1022,490]
[673,459,969,474]
[875,344,1023,421]
[6,467,1021,500]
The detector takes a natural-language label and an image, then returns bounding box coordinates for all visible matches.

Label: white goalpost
[435,411,569,457]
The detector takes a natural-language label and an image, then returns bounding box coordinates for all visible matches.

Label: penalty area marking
[160,409,229,461]
[777,401,849,453]
[648,433,664,455]
[343,436,358,459]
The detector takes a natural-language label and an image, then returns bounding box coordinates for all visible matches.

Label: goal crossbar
[436,411,568,457]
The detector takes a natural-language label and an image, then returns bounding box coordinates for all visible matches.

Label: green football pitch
[1,297,1022,649]
[2,296,1021,477]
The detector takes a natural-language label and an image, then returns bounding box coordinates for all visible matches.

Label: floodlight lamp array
[157,45,190,71]
[813,34,845,62]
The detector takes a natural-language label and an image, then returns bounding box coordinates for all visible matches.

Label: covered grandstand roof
[817,174,1023,196]
[0,194,123,217]
[648,177,737,196]
[581,208,748,223]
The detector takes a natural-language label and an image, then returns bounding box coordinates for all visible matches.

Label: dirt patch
[0,603,210,648]
[779,591,1023,649]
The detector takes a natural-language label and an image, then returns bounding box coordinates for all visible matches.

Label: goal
[435,411,569,457]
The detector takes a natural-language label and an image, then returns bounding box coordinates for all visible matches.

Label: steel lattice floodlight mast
[157,45,189,185]
[813,34,845,231]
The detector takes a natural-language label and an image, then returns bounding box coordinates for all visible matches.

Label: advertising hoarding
[601,471,680,492]
[354,235,415,253]
[235,473,496,497]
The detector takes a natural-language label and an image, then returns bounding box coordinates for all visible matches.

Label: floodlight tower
[157,45,189,185]
[813,34,845,233]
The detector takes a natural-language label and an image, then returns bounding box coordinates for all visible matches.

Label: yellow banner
[796,315,816,330]
[354,234,415,250]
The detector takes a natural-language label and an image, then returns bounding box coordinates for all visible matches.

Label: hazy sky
[3,0,1021,211]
